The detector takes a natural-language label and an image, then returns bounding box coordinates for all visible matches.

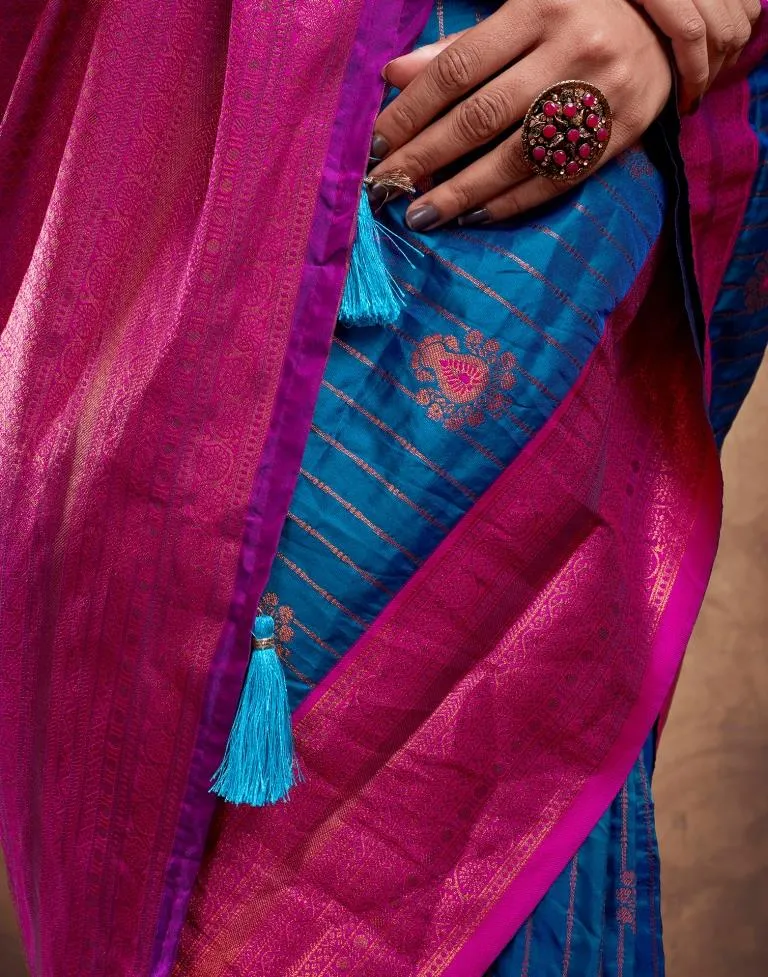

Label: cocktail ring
[522,80,613,182]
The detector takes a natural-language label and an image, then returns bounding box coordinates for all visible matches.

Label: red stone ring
[522,81,612,182]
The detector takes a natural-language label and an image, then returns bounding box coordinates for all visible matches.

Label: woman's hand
[368,0,673,230]
[635,0,761,113]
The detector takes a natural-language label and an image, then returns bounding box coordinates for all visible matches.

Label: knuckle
[447,181,476,213]
[580,28,613,62]
[712,23,737,55]
[610,60,634,93]
[431,43,481,95]
[733,21,752,49]
[539,0,580,18]
[399,147,435,182]
[496,139,526,182]
[389,98,421,140]
[453,89,508,143]
[679,16,706,43]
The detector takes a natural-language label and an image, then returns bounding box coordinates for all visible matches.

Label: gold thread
[310,424,450,533]
[448,228,601,338]
[321,380,478,501]
[299,467,423,567]
[285,511,394,595]
[403,234,582,368]
[250,636,275,650]
[292,615,343,660]
[275,551,370,628]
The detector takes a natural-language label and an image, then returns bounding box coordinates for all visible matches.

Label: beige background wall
[1,361,767,975]
[655,358,768,976]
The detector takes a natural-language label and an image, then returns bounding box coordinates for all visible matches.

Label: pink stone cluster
[524,85,611,181]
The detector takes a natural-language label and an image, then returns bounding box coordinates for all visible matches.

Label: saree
[0,1,766,975]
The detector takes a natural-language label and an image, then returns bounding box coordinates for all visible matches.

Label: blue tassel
[339,188,405,328]
[210,614,299,806]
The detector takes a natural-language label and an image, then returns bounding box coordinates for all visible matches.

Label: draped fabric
[0,1,766,976]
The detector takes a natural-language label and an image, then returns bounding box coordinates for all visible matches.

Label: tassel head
[338,171,416,329]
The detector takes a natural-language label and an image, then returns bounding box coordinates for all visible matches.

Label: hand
[368,0,673,229]
[634,0,762,113]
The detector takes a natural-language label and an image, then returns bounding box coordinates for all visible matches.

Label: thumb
[383,31,468,90]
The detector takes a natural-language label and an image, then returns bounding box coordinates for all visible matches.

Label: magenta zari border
[148,2,433,974]
[441,461,722,976]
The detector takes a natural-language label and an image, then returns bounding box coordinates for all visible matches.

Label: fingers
[370,53,549,196]
[383,32,467,91]
[371,10,538,159]
[636,0,757,112]
[463,123,633,226]
[635,0,709,112]
[405,85,634,231]
[404,128,530,231]
[721,0,758,69]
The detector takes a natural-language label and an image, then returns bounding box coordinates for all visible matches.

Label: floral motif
[412,331,516,430]
[258,592,294,660]
[745,256,768,313]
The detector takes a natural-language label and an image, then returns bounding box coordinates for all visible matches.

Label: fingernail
[366,182,389,207]
[381,60,394,82]
[405,204,440,232]
[370,133,390,160]
[457,208,491,227]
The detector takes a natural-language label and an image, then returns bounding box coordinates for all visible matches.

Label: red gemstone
[542,123,557,139]
[543,100,558,117]
[578,143,592,159]
[567,128,580,143]
[582,92,597,107]
[586,113,599,129]
[532,145,547,162]
[553,149,567,167]
[566,160,581,176]
[563,102,578,118]
[596,127,609,142]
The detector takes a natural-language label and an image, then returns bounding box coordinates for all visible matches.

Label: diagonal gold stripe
[448,228,600,337]
[530,223,620,298]
[393,279,557,408]
[322,380,477,501]
[310,424,450,533]
[571,202,637,271]
[275,551,370,628]
[300,467,423,566]
[292,615,343,660]
[403,233,582,367]
[285,511,394,595]
[284,658,316,688]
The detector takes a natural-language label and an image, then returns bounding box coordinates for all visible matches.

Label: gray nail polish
[457,208,491,227]
[370,134,390,160]
[406,204,440,232]
[366,182,389,207]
